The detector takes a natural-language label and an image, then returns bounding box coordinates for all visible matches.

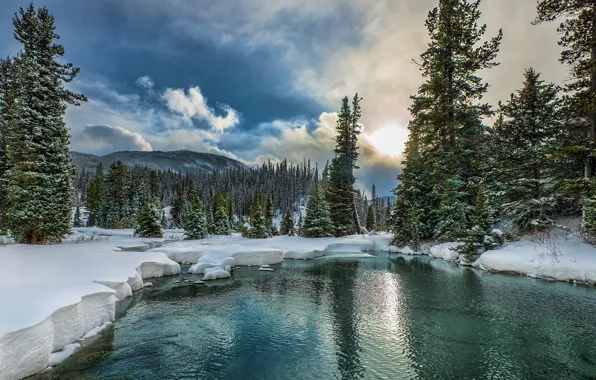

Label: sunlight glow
[368,125,408,157]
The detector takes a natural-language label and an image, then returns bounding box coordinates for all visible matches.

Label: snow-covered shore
[473,239,596,284]
[153,233,393,264]
[389,238,596,285]
[0,232,391,380]
[0,240,180,380]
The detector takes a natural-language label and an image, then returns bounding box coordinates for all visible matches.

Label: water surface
[40,253,596,379]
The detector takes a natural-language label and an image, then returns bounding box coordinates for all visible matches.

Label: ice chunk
[202,269,231,281]
[48,343,80,366]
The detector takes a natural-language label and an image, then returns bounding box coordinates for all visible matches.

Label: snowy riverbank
[0,240,180,380]
[473,239,596,284]
[152,233,393,264]
[0,232,392,380]
[389,238,596,285]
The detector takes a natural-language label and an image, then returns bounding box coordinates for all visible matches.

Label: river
[36,252,596,379]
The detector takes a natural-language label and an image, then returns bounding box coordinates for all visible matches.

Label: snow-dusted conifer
[280,209,295,236]
[366,204,376,231]
[4,4,87,243]
[135,203,163,238]
[302,181,335,238]
[73,207,83,228]
[183,196,207,240]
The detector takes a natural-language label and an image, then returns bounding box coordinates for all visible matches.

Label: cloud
[122,0,566,152]
[161,86,240,132]
[71,125,153,155]
[135,75,154,89]
[237,112,400,194]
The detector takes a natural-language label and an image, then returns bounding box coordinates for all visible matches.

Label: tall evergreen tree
[490,68,562,231]
[3,4,87,243]
[86,164,107,227]
[106,161,130,228]
[391,0,502,246]
[170,185,185,228]
[535,0,596,232]
[366,204,376,231]
[327,95,363,236]
[0,57,13,233]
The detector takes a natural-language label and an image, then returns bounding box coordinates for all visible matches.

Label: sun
[367,125,409,157]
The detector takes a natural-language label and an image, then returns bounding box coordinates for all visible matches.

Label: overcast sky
[0,0,567,195]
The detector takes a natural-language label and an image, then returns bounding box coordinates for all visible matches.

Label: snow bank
[0,241,179,380]
[474,238,596,284]
[429,242,465,261]
[155,234,393,263]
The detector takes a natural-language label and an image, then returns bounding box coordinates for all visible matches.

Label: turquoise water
[43,253,596,379]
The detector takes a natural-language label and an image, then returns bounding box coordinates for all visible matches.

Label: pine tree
[182,195,208,240]
[366,204,376,231]
[391,0,502,246]
[106,161,130,228]
[135,203,163,238]
[0,57,13,234]
[302,181,335,238]
[214,205,231,235]
[226,194,234,230]
[3,4,87,243]
[297,213,303,236]
[280,209,295,236]
[490,68,562,232]
[170,185,185,228]
[327,95,363,236]
[86,164,107,227]
[72,206,83,228]
[535,1,596,233]
[160,210,168,229]
[246,192,268,238]
[264,196,275,236]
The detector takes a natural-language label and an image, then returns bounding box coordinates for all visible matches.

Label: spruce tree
[246,192,268,238]
[297,213,303,236]
[106,161,130,228]
[302,181,335,238]
[183,195,208,240]
[391,0,501,246]
[135,203,163,238]
[535,1,596,233]
[327,95,363,236]
[0,57,13,233]
[366,204,376,231]
[160,210,168,229]
[86,164,107,227]
[490,68,562,232]
[280,209,295,236]
[4,4,87,243]
[264,196,275,236]
[170,185,186,228]
[73,206,83,228]
[214,206,231,235]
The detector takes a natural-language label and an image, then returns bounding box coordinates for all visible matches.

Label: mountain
[71,150,249,173]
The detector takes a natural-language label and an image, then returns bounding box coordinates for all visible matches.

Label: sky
[0,0,568,196]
